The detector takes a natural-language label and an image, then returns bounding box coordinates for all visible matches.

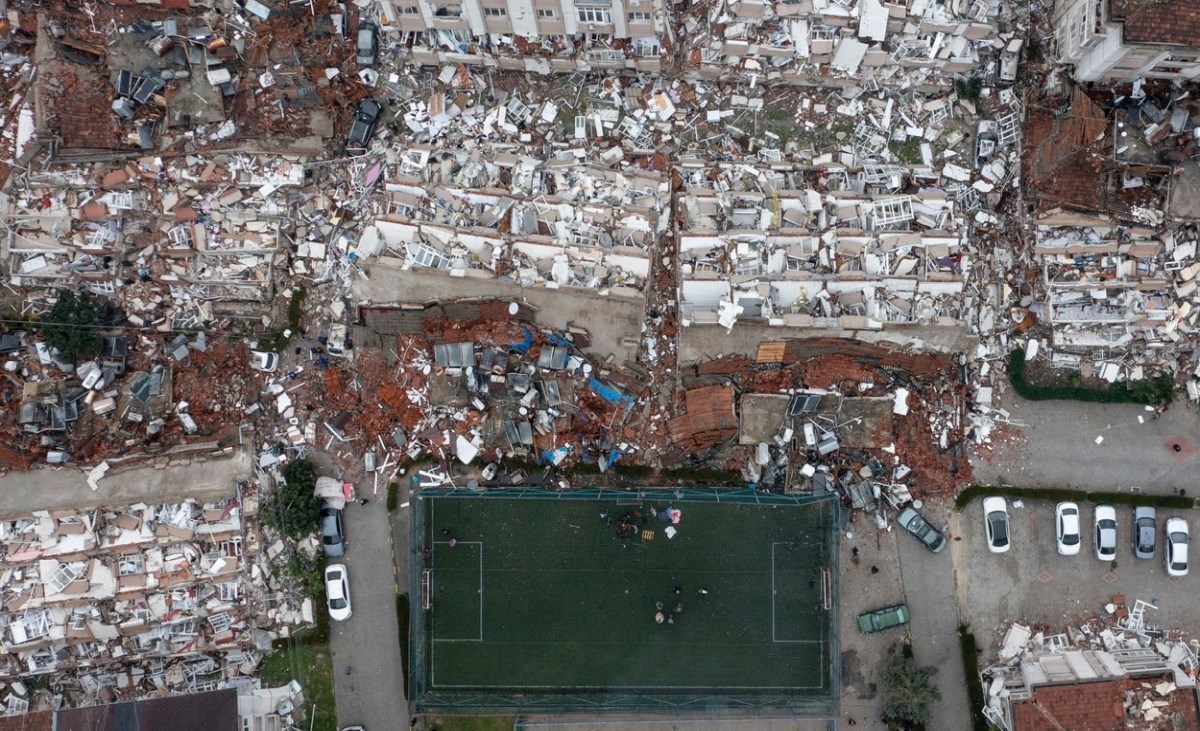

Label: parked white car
[1055,502,1081,556]
[1093,505,1117,561]
[983,497,1010,554]
[1165,518,1189,578]
[325,564,352,621]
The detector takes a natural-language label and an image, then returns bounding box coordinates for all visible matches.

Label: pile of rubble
[0,493,312,713]
[982,597,1200,730]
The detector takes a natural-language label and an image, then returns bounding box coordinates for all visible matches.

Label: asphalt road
[894,508,969,730]
[330,494,408,729]
[971,394,1200,494]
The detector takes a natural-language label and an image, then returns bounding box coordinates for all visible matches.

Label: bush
[397,594,411,692]
[41,290,106,363]
[958,625,990,731]
[263,459,321,540]
[387,481,400,512]
[880,651,941,724]
[955,485,1193,510]
[1008,350,1175,405]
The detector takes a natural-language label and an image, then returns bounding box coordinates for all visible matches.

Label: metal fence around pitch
[408,487,841,715]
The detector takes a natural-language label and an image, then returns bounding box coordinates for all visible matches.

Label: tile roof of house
[1023,86,1109,214]
[1013,679,1127,731]
[1110,0,1200,47]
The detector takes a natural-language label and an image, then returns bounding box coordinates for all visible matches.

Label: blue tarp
[506,326,534,354]
[588,377,633,407]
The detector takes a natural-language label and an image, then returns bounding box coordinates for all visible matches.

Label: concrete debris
[982,598,1200,731]
[0,492,312,715]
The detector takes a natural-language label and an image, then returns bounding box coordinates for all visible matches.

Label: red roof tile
[1013,679,1127,731]
[1111,0,1200,47]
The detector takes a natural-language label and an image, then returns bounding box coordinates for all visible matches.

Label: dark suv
[347,99,383,149]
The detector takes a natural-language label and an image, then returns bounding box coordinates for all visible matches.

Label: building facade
[1055,0,1200,81]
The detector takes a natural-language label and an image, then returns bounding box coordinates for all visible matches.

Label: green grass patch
[288,287,306,331]
[423,716,516,731]
[892,137,922,165]
[388,481,400,512]
[1008,350,1175,405]
[398,594,411,692]
[612,463,654,478]
[260,639,337,731]
[955,485,1194,511]
[958,625,990,731]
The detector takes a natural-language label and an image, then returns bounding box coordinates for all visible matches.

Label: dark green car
[857,603,910,634]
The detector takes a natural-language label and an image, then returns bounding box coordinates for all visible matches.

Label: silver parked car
[1132,506,1156,559]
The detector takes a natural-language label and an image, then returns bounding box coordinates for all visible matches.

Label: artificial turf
[420,494,835,695]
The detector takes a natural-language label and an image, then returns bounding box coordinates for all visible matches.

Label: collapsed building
[0,494,312,713]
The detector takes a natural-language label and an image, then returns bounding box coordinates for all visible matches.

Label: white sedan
[325,564,352,621]
[1165,518,1189,578]
[1093,505,1118,561]
[1055,502,1081,555]
[983,496,1010,554]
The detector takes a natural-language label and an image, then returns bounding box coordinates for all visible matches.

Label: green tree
[41,290,105,363]
[264,459,320,539]
[881,651,942,724]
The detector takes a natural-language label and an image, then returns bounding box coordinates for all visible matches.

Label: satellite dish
[508,302,519,315]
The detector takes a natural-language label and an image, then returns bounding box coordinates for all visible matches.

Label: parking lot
[953,497,1200,653]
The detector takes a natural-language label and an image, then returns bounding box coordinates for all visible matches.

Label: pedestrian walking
[870,565,879,574]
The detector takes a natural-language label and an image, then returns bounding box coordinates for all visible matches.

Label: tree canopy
[881,651,942,724]
[41,290,105,364]
[264,459,320,539]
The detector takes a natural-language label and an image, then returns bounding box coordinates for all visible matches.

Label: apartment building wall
[384,0,657,38]
[1054,0,1200,81]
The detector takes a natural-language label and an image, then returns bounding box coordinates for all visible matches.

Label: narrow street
[329,495,408,729]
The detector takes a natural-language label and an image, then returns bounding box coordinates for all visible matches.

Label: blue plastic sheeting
[507,326,534,353]
[588,377,633,407]
[603,450,622,470]
[541,446,571,465]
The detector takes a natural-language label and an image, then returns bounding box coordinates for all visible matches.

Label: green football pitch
[417,493,836,695]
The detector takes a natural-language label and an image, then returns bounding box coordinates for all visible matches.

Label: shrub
[387,481,400,512]
[41,290,106,363]
[1008,350,1175,405]
[955,485,1193,510]
[958,625,990,731]
[881,651,941,724]
[263,459,321,540]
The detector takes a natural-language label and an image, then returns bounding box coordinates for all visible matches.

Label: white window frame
[578,7,612,23]
[627,11,650,20]
[483,6,507,16]
[398,5,418,13]
[537,8,555,17]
